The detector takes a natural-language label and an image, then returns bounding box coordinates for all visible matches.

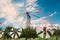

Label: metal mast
[25,12,31,40]
[26,12,31,28]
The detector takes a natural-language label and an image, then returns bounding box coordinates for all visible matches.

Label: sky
[38,0,60,24]
[0,0,60,29]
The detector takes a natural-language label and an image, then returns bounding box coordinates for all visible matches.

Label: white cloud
[39,11,57,20]
[0,0,58,31]
[52,24,60,29]
[16,17,24,23]
[26,0,39,12]
[15,2,24,7]
[30,11,57,31]
[49,11,56,16]
[31,18,51,29]
[27,0,37,3]
[0,13,6,18]
[0,0,25,28]
[0,0,17,22]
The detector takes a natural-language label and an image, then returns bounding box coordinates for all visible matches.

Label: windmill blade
[47,30,52,36]
[16,32,20,38]
[38,31,43,35]
[10,31,21,38]
[0,34,2,38]
[33,10,39,13]
[10,32,14,36]
[10,33,14,37]
[10,32,18,38]
[39,32,50,38]
[0,31,2,34]
[0,31,4,38]
[16,13,22,19]
[30,13,40,18]
[13,33,15,38]
[23,13,26,20]
[45,32,50,38]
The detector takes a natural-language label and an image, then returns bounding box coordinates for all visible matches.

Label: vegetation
[20,27,38,40]
[0,26,60,40]
[52,29,60,40]
[2,26,12,40]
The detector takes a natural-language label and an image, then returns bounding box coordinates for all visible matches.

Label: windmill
[16,0,39,40]
[9,28,21,39]
[25,9,40,40]
[25,0,40,28]
[25,0,40,40]
[16,0,40,27]
[37,24,52,40]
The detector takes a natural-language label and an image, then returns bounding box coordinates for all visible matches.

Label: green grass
[0,37,60,40]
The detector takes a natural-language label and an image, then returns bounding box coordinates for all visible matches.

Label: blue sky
[37,0,60,24]
[0,0,60,28]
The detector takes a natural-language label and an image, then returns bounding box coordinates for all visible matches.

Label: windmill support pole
[26,12,31,40]
[26,12,31,28]
[56,36,58,40]
[43,27,46,40]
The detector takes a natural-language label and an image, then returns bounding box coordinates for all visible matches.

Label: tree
[30,27,38,39]
[2,26,12,40]
[0,27,3,38]
[20,27,38,40]
[20,28,26,38]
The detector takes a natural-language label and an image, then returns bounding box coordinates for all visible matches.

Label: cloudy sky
[0,0,60,29]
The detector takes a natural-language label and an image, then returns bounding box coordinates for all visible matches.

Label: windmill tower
[26,12,31,28]
[16,0,39,40]
[25,0,39,40]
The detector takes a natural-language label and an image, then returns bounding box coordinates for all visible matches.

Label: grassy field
[0,38,54,40]
[0,37,60,40]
